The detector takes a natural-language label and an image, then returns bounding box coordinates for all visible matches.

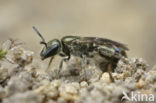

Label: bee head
[40,39,61,60]
[33,26,61,60]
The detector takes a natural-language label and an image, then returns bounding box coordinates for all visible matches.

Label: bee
[33,26,128,78]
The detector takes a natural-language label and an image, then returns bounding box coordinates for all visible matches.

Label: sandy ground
[0,38,155,103]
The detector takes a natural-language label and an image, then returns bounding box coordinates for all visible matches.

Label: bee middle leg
[58,55,70,77]
[81,55,87,78]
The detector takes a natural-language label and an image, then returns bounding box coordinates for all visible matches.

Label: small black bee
[33,26,128,77]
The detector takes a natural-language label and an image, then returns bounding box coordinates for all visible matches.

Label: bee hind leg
[107,63,115,82]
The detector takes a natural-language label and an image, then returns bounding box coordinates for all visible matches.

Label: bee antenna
[32,26,47,48]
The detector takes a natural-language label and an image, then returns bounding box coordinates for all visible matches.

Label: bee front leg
[57,55,70,77]
[46,56,54,71]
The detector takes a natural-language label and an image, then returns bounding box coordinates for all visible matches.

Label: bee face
[40,39,61,60]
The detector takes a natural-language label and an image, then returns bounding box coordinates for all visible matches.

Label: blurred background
[0,0,156,66]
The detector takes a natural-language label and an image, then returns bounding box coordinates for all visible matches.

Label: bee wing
[81,37,129,51]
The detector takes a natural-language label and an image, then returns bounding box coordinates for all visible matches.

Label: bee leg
[58,55,70,78]
[107,63,114,82]
[46,56,54,71]
[81,55,87,79]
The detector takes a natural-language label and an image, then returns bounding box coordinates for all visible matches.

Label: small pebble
[101,72,111,83]
[80,81,88,88]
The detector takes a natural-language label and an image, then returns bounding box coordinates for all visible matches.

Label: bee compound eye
[42,44,59,59]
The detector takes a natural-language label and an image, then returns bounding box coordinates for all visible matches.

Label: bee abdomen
[98,47,124,62]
